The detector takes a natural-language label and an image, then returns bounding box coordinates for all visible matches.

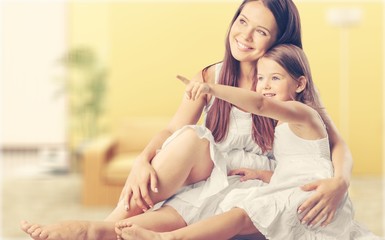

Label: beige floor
[349,175,383,236]
[1,157,384,239]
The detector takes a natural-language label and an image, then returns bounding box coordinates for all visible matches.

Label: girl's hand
[229,168,273,183]
[177,75,211,101]
[298,177,348,227]
[119,159,159,212]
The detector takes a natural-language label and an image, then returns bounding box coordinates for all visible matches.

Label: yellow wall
[107,3,236,123]
[69,1,383,175]
[298,2,383,175]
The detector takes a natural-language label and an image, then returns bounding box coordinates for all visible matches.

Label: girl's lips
[263,93,276,97]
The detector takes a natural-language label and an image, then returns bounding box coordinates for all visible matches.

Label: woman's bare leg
[20,206,185,240]
[20,220,117,240]
[118,208,264,240]
[21,129,214,239]
[105,128,214,221]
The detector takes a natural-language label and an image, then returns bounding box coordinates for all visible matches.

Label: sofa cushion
[103,152,138,185]
[115,117,169,153]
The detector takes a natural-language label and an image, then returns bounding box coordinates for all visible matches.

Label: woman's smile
[236,39,254,51]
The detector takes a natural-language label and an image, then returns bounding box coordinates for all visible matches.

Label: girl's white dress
[160,63,276,224]
[220,122,382,240]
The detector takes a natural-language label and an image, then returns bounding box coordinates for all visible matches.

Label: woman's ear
[296,76,307,93]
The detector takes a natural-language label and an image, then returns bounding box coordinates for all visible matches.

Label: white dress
[160,63,276,224]
[220,123,383,240]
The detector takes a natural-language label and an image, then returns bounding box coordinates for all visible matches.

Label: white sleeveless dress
[220,123,383,240]
[160,63,276,224]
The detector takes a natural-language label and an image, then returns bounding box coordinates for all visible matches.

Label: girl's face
[256,57,299,102]
[229,1,278,63]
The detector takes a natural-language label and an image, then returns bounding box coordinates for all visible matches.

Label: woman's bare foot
[20,220,95,240]
[118,223,173,240]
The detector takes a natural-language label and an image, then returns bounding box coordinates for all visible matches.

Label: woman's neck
[239,62,255,89]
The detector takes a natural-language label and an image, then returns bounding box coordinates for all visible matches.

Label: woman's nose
[242,27,253,41]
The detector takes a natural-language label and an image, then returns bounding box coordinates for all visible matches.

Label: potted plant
[54,47,108,170]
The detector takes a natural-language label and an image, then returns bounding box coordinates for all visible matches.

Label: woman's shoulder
[200,62,222,84]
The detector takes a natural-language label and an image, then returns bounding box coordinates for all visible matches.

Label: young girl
[115,44,382,240]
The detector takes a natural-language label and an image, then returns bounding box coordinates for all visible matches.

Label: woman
[113,0,350,228]
[21,1,352,239]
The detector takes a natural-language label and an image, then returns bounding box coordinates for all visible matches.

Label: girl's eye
[257,76,264,81]
[272,76,280,81]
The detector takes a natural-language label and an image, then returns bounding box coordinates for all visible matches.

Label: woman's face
[229,1,278,63]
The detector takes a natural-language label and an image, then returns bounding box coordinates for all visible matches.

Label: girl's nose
[263,83,271,90]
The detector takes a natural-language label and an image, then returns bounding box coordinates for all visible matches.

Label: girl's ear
[296,76,307,93]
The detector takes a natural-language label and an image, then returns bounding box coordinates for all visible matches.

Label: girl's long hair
[204,0,302,153]
[257,44,322,150]
[263,44,321,108]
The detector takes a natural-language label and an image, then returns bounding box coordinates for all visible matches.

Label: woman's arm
[320,107,353,184]
[297,91,353,227]
[229,168,274,183]
[121,69,215,211]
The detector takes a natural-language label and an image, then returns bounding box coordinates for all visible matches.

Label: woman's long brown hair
[204,0,302,153]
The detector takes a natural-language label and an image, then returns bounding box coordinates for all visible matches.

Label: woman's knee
[178,128,206,146]
[158,128,208,159]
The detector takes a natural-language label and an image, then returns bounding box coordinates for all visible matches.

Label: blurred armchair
[82,117,169,206]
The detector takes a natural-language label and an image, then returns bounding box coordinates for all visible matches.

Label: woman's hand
[298,177,348,227]
[229,168,273,183]
[177,75,211,101]
[119,158,159,212]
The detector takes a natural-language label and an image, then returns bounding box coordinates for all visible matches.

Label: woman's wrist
[333,175,350,190]
[136,153,152,164]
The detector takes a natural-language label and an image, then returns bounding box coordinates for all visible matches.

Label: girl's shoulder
[287,102,327,139]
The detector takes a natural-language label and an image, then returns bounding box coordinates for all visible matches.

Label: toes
[115,226,122,236]
[39,229,50,239]
[116,221,133,240]
[20,221,46,240]
[118,221,125,228]
[115,221,121,228]
[120,226,130,239]
[31,228,42,238]
[122,222,132,228]
[117,221,132,229]
[27,224,40,234]
[20,220,31,231]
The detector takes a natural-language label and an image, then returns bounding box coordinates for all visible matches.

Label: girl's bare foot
[115,220,132,240]
[20,220,94,240]
[119,223,173,240]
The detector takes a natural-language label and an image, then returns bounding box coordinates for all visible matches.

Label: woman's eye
[239,18,246,25]
[257,76,264,81]
[272,76,280,81]
[256,30,267,36]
